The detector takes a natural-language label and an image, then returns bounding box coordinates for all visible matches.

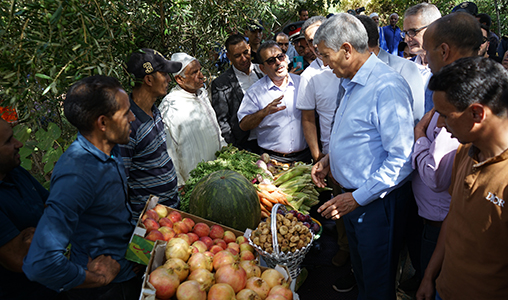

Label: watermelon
[189,170,261,232]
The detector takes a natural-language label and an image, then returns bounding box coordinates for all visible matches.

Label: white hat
[170,52,196,76]
[369,13,379,18]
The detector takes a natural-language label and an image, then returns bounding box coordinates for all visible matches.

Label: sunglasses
[264,53,285,65]
[401,25,428,38]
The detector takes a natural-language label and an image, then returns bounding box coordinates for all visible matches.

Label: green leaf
[35,73,52,80]
[46,122,62,140]
[13,125,31,143]
[3,72,16,79]
[50,5,63,25]
[19,147,33,159]
[21,158,32,171]
[35,128,55,150]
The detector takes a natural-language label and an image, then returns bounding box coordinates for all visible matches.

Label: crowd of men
[1,2,508,300]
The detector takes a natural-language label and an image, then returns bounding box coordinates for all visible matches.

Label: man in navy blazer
[211,34,264,152]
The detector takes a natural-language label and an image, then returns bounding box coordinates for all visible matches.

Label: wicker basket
[248,204,314,280]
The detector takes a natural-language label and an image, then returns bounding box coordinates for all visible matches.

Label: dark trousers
[343,181,411,300]
[65,276,142,300]
[421,222,441,274]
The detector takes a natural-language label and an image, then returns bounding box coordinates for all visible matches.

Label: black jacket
[211,66,263,150]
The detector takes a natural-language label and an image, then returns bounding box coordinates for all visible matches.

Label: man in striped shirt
[120,49,182,220]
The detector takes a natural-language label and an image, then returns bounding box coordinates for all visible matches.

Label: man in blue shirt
[383,13,403,56]
[0,119,58,300]
[120,49,182,219]
[23,76,140,300]
[313,14,414,299]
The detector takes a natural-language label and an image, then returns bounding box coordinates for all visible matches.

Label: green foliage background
[0,0,506,186]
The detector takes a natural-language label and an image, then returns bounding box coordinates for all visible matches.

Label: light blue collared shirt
[238,73,307,154]
[329,54,414,206]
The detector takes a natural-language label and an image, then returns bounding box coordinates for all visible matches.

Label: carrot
[261,190,279,204]
[261,211,270,218]
[259,197,274,209]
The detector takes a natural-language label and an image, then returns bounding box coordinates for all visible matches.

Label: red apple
[154,204,168,218]
[209,225,225,239]
[199,236,214,250]
[225,247,239,256]
[213,239,227,250]
[223,231,236,244]
[182,218,195,231]
[173,221,189,234]
[240,243,254,253]
[192,223,210,237]
[168,211,182,223]
[145,209,160,222]
[240,250,255,261]
[158,226,176,241]
[143,218,160,233]
[159,217,173,228]
[187,232,199,244]
[192,240,207,253]
[236,236,248,244]
[210,245,223,255]
[146,230,164,242]
[227,242,240,253]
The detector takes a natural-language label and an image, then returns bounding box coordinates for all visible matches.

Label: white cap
[170,52,196,76]
[369,13,379,18]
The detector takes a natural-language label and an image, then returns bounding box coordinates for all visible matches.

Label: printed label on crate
[125,234,154,265]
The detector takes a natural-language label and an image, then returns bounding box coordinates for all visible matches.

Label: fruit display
[189,169,262,232]
[142,227,294,300]
[250,211,313,254]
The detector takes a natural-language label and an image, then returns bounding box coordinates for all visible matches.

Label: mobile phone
[293,56,304,72]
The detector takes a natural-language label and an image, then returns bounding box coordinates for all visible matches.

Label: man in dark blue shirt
[0,119,58,300]
[383,13,403,56]
[23,76,140,300]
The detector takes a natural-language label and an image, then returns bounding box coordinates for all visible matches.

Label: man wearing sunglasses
[402,3,441,84]
[237,41,310,163]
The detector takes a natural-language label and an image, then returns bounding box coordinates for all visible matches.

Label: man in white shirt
[238,41,309,163]
[211,34,264,152]
[159,53,226,185]
[402,3,441,84]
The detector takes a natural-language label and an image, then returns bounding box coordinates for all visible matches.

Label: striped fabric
[120,96,179,220]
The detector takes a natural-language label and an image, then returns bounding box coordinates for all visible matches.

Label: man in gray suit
[211,34,264,152]
[357,15,424,125]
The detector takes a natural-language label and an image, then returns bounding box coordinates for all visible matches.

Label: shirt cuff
[352,186,378,206]
[412,136,431,168]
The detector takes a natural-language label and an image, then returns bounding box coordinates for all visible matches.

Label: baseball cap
[452,2,478,15]
[127,48,182,79]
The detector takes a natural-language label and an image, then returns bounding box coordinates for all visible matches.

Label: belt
[423,218,443,228]
[261,148,308,159]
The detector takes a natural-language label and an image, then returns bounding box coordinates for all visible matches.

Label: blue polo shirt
[23,133,136,292]
[0,166,57,299]
[382,25,403,56]
[119,96,179,219]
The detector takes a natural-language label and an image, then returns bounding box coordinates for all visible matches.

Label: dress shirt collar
[129,94,156,123]
[232,63,253,77]
[77,132,120,162]
[342,53,378,89]
[265,74,294,91]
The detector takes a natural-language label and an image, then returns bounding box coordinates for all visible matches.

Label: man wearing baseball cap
[120,48,182,220]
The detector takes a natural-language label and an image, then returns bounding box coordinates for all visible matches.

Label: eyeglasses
[401,25,428,38]
[482,36,489,44]
[264,53,285,65]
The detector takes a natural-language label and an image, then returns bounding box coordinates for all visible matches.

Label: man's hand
[0,227,36,273]
[289,67,304,75]
[86,255,120,287]
[311,154,330,188]
[414,108,435,142]
[262,95,286,116]
[416,277,435,300]
[317,192,359,220]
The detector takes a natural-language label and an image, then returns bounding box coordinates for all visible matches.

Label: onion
[245,277,270,300]
[215,262,247,293]
[237,288,262,300]
[261,153,270,164]
[188,268,215,292]
[166,237,192,262]
[176,280,206,300]
[256,160,268,170]
[163,258,190,282]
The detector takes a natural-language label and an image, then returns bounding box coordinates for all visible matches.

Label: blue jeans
[435,290,443,300]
